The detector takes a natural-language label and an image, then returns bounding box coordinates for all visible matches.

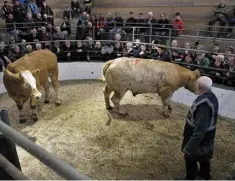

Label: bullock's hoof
[44,100,50,104]
[118,112,128,116]
[19,118,26,124]
[55,100,61,106]
[32,116,38,122]
[163,112,170,118]
[106,106,113,110]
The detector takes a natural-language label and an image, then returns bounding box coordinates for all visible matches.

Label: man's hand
[183,147,191,156]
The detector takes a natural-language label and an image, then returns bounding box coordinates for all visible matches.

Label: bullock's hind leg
[50,73,61,106]
[16,102,26,124]
[111,90,127,116]
[30,99,38,121]
[43,79,50,104]
[103,84,113,110]
[158,87,173,118]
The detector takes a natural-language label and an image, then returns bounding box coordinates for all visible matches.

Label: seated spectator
[101,42,114,61]
[148,40,159,60]
[27,28,40,42]
[171,39,184,62]
[183,42,193,56]
[182,54,196,71]
[8,45,23,62]
[71,0,80,18]
[36,0,43,7]
[13,0,26,30]
[63,40,73,61]
[63,6,72,20]
[61,16,71,37]
[157,46,171,62]
[123,42,133,57]
[114,33,121,43]
[113,42,123,58]
[35,13,47,30]
[224,55,235,86]
[193,46,211,73]
[39,26,51,42]
[125,12,136,34]
[208,0,227,37]
[84,0,92,14]
[208,54,224,84]
[206,43,221,65]
[226,6,235,37]
[40,1,54,25]
[132,39,141,57]
[25,0,38,17]
[92,41,102,61]
[51,41,63,61]
[35,43,42,50]
[20,39,27,55]
[5,13,16,34]
[74,41,86,60]
[157,13,170,37]
[2,1,12,19]
[138,45,148,58]
[224,46,234,66]
[53,26,65,40]
[23,13,36,33]
[172,12,184,36]
[0,41,11,71]
[77,12,87,27]
[25,44,33,54]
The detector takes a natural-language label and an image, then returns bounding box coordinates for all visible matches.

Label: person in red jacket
[172,12,184,36]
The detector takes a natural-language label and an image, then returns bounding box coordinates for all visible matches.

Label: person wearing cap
[172,12,184,36]
[181,76,219,180]
[194,45,211,73]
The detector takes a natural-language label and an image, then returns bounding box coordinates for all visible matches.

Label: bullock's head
[184,69,200,93]
[5,69,42,100]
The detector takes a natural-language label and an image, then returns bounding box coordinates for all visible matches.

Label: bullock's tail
[100,60,113,81]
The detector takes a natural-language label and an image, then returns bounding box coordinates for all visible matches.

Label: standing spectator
[84,0,92,14]
[13,0,25,30]
[135,13,145,37]
[157,13,170,36]
[226,6,235,37]
[71,0,80,18]
[172,12,184,36]
[171,39,184,62]
[97,13,105,29]
[2,1,12,19]
[181,76,219,180]
[63,6,72,20]
[144,12,157,42]
[61,16,71,37]
[125,12,137,35]
[208,0,227,37]
[36,0,43,7]
[112,12,123,33]
[77,11,87,27]
[25,0,38,17]
[40,1,54,25]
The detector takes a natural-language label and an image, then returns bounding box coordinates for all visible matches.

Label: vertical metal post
[132,27,135,42]
[149,24,152,43]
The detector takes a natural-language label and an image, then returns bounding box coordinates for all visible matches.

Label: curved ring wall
[0,62,234,119]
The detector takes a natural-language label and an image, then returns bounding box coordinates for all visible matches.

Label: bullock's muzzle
[31,89,42,100]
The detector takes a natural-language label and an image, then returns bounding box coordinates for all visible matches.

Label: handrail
[0,110,91,180]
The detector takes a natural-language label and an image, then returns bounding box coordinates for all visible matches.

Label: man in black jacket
[181,76,219,180]
[226,6,235,37]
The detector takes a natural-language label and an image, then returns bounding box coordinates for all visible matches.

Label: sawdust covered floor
[0,80,235,180]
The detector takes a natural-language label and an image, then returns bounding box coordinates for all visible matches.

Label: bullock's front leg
[158,87,173,118]
[103,84,113,110]
[30,98,38,122]
[50,74,61,106]
[111,91,127,116]
[16,102,26,124]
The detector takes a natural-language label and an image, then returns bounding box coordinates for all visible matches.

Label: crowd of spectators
[0,0,235,88]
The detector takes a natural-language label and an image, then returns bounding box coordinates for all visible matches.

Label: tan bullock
[102,57,200,117]
[3,49,61,123]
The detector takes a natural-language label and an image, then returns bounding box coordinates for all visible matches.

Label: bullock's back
[7,49,58,73]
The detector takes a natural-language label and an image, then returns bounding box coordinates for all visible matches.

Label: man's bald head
[195,76,213,95]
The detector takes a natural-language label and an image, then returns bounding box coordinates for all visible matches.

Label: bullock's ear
[31,69,40,77]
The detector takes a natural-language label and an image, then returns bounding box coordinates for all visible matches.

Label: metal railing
[0,109,91,180]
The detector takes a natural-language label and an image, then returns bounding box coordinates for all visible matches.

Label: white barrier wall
[0,62,235,120]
